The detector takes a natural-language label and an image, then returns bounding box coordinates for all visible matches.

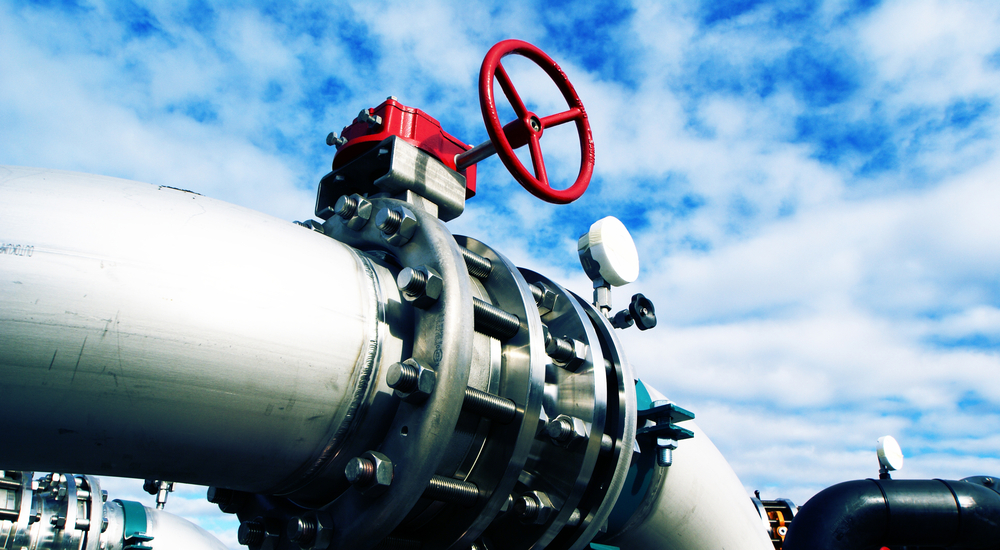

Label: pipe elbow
[783,479,887,550]
[783,478,1000,550]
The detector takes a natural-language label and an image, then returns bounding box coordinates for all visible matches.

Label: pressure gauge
[578,216,639,287]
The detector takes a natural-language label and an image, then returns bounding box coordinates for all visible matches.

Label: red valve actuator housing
[332,97,477,198]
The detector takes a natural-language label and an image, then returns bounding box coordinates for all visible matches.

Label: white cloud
[860,0,1000,101]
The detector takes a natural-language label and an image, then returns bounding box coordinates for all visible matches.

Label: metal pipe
[598,383,774,550]
[2,166,795,550]
[782,478,1000,550]
[0,166,407,495]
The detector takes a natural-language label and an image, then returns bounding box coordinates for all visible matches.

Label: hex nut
[514,490,556,525]
[238,517,282,550]
[295,511,334,549]
[397,266,442,309]
[364,450,394,495]
[376,205,418,246]
[348,450,393,497]
[656,438,679,450]
[534,283,559,316]
[545,414,590,449]
[336,193,373,231]
[542,328,587,369]
[388,358,436,404]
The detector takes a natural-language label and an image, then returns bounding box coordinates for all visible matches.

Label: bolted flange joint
[333,193,372,231]
[376,205,418,246]
[345,451,393,497]
[397,266,442,309]
[386,358,436,403]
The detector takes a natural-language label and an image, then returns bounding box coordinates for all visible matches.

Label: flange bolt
[514,494,539,522]
[472,297,520,341]
[386,361,419,393]
[326,132,347,147]
[376,207,403,234]
[344,451,393,496]
[334,195,360,219]
[287,516,317,546]
[397,267,428,296]
[345,457,376,486]
[396,266,442,309]
[375,205,418,246]
[459,246,493,279]
[545,416,574,443]
[386,358,436,402]
[237,519,265,546]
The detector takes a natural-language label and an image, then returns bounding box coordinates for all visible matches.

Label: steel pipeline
[0,166,410,495]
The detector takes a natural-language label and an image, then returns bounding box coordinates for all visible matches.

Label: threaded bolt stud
[472,297,520,341]
[423,476,480,506]
[397,267,428,297]
[529,283,545,304]
[334,195,359,219]
[459,246,493,279]
[287,516,317,545]
[237,519,265,546]
[463,386,517,423]
[658,446,674,467]
[376,207,403,234]
[514,494,540,521]
[545,417,574,442]
[345,457,376,485]
[386,361,419,393]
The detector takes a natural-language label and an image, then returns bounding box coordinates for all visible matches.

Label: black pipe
[782,477,1000,550]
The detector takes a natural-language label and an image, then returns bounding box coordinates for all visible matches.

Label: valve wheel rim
[479,39,595,204]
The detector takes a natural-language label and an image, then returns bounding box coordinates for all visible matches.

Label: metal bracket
[117,499,154,550]
[636,403,695,441]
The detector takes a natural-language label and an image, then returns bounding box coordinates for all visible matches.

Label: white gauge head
[877,435,904,471]
[578,216,639,287]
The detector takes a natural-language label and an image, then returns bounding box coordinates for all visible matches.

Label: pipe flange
[318,198,476,550]
[412,236,548,549]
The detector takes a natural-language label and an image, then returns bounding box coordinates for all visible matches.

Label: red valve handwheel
[479,40,595,204]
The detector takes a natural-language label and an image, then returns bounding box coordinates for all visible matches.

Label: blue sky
[3,0,1000,547]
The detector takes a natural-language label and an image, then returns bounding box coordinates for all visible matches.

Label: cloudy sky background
[3,0,1000,547]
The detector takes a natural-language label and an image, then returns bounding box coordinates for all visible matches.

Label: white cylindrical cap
[578,216,639,287]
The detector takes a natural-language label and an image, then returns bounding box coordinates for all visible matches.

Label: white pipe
[608,385,774,550]
[0,166,406,494]
[144,507,231,550]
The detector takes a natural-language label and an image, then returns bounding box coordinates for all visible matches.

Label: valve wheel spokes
[479,39,595,204]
